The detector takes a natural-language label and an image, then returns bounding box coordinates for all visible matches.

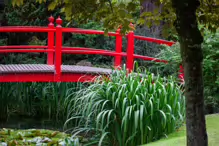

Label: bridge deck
[0,64,112,74]
[0,64,112,82]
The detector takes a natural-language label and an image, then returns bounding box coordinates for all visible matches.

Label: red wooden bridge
[0,16,183,82]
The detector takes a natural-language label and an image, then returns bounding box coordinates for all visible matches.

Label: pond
[0,115,64,132]
[0,116,87,145]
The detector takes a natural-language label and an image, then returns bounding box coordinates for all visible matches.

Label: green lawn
[143,114,219,146]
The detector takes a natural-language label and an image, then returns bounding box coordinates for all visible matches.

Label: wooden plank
[62,65,112,74]
[0,64,112,75]
[0,64,54,73]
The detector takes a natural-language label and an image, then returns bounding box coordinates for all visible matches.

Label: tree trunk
[140,0,163,37]
[172,0,208,146]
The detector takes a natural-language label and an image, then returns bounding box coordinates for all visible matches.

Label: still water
[0,115,64,131]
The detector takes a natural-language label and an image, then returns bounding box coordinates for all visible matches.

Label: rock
[76,60,92,67]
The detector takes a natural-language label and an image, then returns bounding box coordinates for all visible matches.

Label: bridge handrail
[0,27,55,32]
[0,46,48,49]
[134,35,175,46]
[0,16,183,82]
[62,28,118,36]
[0,49,53,53]
[62,47,167,63]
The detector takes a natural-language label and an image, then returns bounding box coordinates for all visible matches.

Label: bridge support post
[126,23,135,72]
[55,16,63,82]
[179,64,184,83]
[114,27,122,68]
[47,16,54,65]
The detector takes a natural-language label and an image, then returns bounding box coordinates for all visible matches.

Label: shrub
[155,27,219,114]
[65,68,185,146]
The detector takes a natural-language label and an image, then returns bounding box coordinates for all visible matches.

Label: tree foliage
[11,0,139,34]
[11,0,219,34]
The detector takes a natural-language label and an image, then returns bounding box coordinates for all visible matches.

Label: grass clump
[0,82,84,124]
[65,68,185,146]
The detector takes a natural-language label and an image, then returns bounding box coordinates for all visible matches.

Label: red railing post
[179,64,184,83]
[114,27,123,68]
[47,16,55,65]
[126,23,135,72]
[55,16,63,82]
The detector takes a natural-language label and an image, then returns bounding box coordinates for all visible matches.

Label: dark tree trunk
[172,0,208,146]
[140,0,164,37]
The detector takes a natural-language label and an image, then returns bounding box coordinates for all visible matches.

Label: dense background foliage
[156,27,219,114]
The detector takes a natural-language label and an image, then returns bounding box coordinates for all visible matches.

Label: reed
[64,67,185,146]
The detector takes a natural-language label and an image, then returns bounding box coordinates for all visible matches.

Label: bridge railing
[0,16,184,82]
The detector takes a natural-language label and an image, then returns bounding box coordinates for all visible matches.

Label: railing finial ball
[56,16,63,26]
[48,16,54,23]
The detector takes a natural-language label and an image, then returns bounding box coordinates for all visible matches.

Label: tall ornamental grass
[0,82,83,123]
[154,27,219,114]
[0,83,17,121]
[65,68,185,146]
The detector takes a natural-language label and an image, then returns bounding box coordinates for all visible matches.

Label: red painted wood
[47,16,55,65]
[62,49,126,56]
[0,26,44,28]
[0,27,55,32]
[0,46,48,49]
[0,74,55,82]
[0,73,101,82]
[62,48,167,63]
[62,28,117,36]
[114,28,123,68]
[133,54,168,63]
[179,64,184,83]
[126,24,135,72]
[0,16,184,83]
[134,35,175,46]
[54,16,63,81]
[62,47,113,51]
[0,49,54,53]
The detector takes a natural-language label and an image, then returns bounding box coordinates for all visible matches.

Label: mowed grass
[143,114,219,146]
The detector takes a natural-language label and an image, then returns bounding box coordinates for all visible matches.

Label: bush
[155,27,219,114]
[65,68,185,146]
